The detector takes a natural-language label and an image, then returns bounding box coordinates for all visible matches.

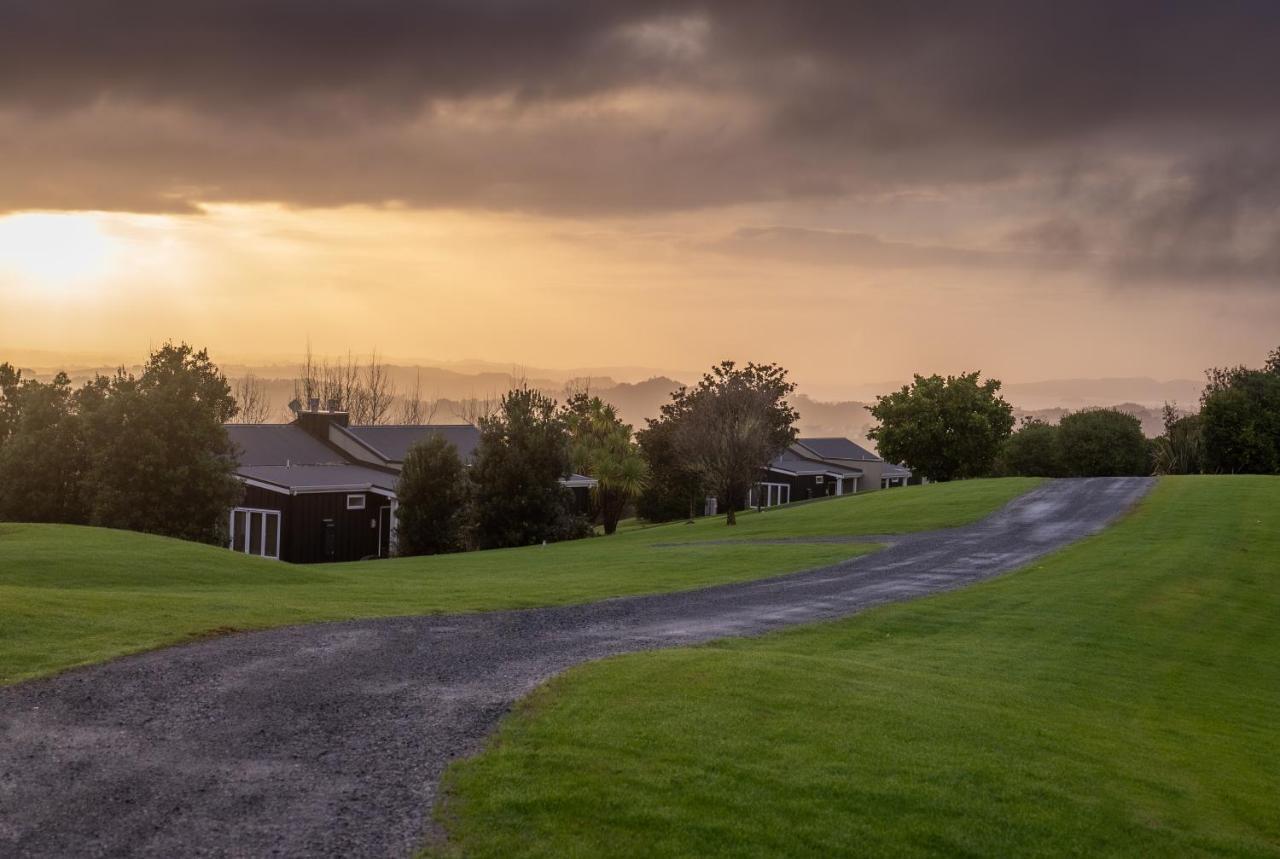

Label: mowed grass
[0,478,1038,684]
[431,476,1280,859]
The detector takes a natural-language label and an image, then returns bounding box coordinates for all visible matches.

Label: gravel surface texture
[0,477,1153,858]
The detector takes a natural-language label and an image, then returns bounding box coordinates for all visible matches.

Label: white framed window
[814,475,824,484]
[753,482,791,508]
[346,494,366,510]
[229,507,281,560]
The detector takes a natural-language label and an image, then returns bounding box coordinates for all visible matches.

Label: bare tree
[230,374,273,424]
[362,349,397,425]
[453,391,500,427]
[398,369,441,425]
[292,341,321,408]
[562,376,594,402]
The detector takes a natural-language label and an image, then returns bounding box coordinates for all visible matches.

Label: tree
[397,369,439,425]
[563,394,647,534]
[635,409,705,523]
[81,343,243,543]
[1057,409,1149,476]
[470,386,589,548]
[0,370,91,523]
[1200,349,1280,474]
[1151,403,1204,475]
[360,349,397,425]
[667,361,798,526]
[0,362,21,446]
[230,373,273,424]
[395,434,469,555]
[995,418,1063,477]
[868,372,1014,482]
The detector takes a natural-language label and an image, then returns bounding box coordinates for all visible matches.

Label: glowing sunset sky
[2,2,1277,387]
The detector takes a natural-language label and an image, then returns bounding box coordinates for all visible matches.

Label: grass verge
[430,476,1280,858]
[0,478,1039,684]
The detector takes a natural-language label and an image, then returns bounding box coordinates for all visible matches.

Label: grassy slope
[0,478,1038,684]
[432,476,1280,858]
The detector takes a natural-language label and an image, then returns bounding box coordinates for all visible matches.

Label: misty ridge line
[6,351,1204,447]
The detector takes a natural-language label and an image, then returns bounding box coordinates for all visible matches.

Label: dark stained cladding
[225,412,594,563]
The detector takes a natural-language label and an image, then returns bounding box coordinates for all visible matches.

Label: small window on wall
[347,494,366,510]
[815,475,825,484]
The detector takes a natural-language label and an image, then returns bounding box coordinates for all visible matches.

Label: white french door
[229,507,281,559]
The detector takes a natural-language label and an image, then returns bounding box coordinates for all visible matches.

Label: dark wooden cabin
[225,408,597,564]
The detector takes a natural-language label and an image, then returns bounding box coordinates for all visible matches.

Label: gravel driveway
[0,477,1153,858]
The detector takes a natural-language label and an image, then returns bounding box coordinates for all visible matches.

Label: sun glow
[0,212,115,290]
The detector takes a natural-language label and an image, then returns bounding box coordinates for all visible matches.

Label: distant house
[793,437,912,491]
[749,437,911,508]
[225,406,596,563]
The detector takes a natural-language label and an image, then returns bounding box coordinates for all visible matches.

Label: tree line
[0,344,804,553]
[868,346,1280,481]
[0,344,242,541]
[395,361,800,553]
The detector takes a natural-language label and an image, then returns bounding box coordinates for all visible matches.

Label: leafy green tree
[80,343,242,543]
[1151,404,1204,475]
[667,361,798,526]
[869,372,1014,482]
[1057,409,1149,476]
[0,362,22,446]
[635,412,704,523]
[995,418,1063,477]
[563,394,647,535]
[470,386,589,548]
[0,371,91,523]
[395,433,469,555]
[1200,350,1280,474]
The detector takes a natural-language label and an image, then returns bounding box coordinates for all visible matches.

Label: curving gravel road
[0,477,1153,858]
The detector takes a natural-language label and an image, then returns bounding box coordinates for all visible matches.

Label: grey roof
[562,473,599,488]
[342,424,481,464]
[765,451,862,477]
[226,424,345,467]
[238,464,399,493]
[882,463,912,479]
[795,437,882,462]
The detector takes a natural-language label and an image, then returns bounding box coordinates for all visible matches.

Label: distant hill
[10,354,1190,444]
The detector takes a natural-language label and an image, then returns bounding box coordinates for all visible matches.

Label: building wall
[235,484,388,564]
[756,469,839,504]
[822,457,885,491]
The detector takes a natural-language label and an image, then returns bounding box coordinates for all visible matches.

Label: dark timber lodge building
[225,405,596,564]
[750,437,912,508]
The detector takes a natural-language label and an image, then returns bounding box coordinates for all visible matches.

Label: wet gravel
[0,477,1153,858]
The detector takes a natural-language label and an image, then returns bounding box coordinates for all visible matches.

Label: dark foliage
[1200,354,1280,474]
[395,434,469,555]
[995,418,1064,477]
[659,361,798,526]
[470,386,590,549]
[1151,404,1204,475]
[563,394,647,535]
[635,413,704,523]
[1057,409,1150,477]
[0,344,242,544]
[869,372,1014,482]
[0,368,90,523]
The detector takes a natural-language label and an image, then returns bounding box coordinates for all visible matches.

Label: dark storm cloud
[3,0,1280,286]
[710,226,1016,270]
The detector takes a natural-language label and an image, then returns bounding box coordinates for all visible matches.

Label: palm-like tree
[564,395,648,534]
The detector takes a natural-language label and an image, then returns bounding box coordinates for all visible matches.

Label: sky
[2,1,1278,391]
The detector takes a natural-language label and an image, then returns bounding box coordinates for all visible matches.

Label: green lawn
[431,476,1280,858]
[0,478,1038,685]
